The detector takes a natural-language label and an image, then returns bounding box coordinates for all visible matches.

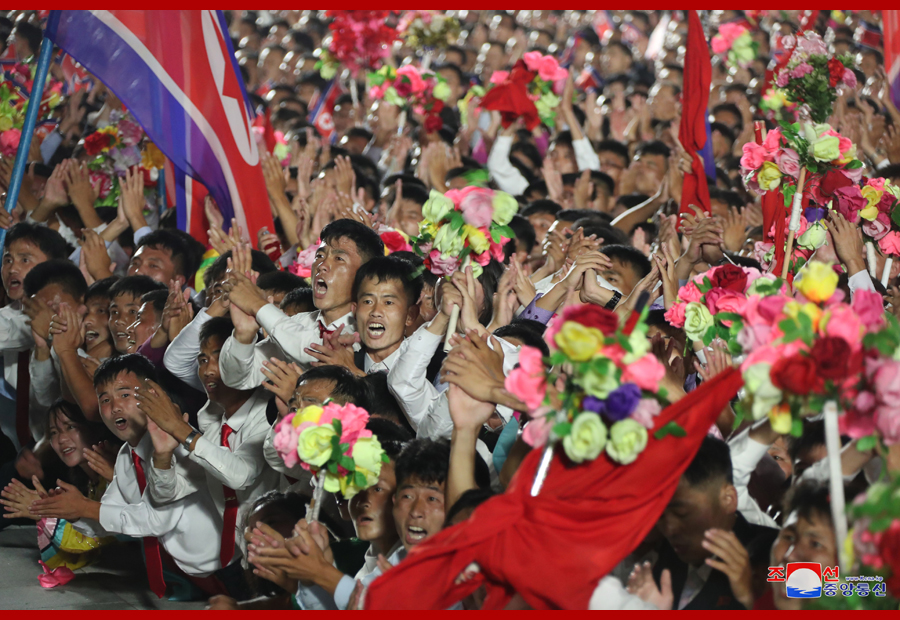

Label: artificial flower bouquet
[411,187,516,278]
[711,22,758,71]
[82,110,160,207]
[664,263,783,353]
[735,262,884,435]
[368,64,451,132]
[397,10,460,50]
[273,402,388,516]
[774,31,856,124]
[0,65,64,158]
[833,176,900,267]
[505,304,670,467]
[481,51,568,131]
[316,10,397,80]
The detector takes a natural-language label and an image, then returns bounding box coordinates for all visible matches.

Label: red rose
[394,79,412,98]
[424,114,443,133]
[84,132,113,157]
[771,354,818,395]
[809,337,852,380]
[560,304,619,336]
[380,230,411,254]
[709,264,748,293]
[827,57,845,88]
[819,169,853,198]
[878,520,900,598]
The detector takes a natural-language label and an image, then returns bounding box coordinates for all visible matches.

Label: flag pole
[0,37,55,253]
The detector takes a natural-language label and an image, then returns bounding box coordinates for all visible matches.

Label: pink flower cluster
[844,357,900,445]
[522,51,567,83]
[665,263,767,330]
[711,22,747,55]
[273,402,373,472]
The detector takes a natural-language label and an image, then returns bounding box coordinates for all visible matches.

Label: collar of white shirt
[129,431,154,465]
[364,346,402,373]
[317,311,356,334]
[198,388,266,434]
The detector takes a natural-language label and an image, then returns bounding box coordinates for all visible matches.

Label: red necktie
[15,350,30,447]
[220,424,238,568]
[131,450,166,599]
[318,322,334,340]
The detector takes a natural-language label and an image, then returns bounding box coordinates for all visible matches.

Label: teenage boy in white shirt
[136,316,281,571]
[29,355,234,598]
[219,220,385,390]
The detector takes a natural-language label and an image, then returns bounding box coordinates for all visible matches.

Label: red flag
[678,10,711,217]
[365,368,744,610]
[252,105,277,154]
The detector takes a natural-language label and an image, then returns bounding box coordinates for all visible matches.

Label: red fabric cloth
[132,450,167,599]
[480,60,540,131]
[678,10,712,218]
[220,424,239,568]
[365,368,744,610]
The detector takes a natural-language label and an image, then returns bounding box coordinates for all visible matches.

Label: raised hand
[83,442,117,482]
[50,302,84,354]
[703,529,754,609]
[441,332,507,404]
[627,561,673,610]
[825,210,867,276]
[261,358,303,410]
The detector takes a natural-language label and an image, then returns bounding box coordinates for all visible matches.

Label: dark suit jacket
[653,513,779,610]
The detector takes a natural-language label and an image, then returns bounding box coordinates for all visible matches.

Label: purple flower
[582,396,606,415]
[804,206,825,223]
[603,383,641,422]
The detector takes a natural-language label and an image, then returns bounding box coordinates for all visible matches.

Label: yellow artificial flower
[554,321,603,361]
[757,161,783,191]
[296,425,335,468]
[605,419,649,465]
[576,367,620,399]
[419,220,439,239]
[291,405,324,428]
[562,413,607,463]
[463,225,489,254]
[860,186,883,221]
[491,191,518,226]
[796,261,838,303]
[683,302,714,342]
[422,189,454,223]
[0,116,13,132]
[767,404,792,434]
[142,142,166,170]
[433,223,465,255]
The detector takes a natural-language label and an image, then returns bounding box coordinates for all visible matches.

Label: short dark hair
[557,208,602,224]
[601,244,652,279]
[257,270,309,295]
[94,353,158,389]
[394,438,451,489]
[783,480,832,528]
[280,287,314,313]
[683,436,733,487]
[444,487,495,527]
[204,249,278,289]
[199,315,235,346]
[23,259,87,300]
[351,255,423,307]
[494,319,550,356]
[109,275,166,302]
[787,420,826,463]
[521,200,562,219]
[319,219,385,264]
[85,276,119,305]
[505,214,536,258]
[710,121,735,144]
[134,229,196,278]
[140,289,168,316]
[13,21,42,55]
[595,139,629,165]
[590,171,616,198]
[365,416,412,461]
[4,222,69,261]
[361,371,414,434]
[635,140,672,160]
[298,366,370,407]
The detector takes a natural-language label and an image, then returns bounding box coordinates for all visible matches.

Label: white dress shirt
[727,428,780,529]
[219,308,357,390]
[387,324,520,439]
[73,433,224,577]
[487,135,530,197]
[848,269,876,298]
[1,303,32,391]
[149,389,281,564]
[363,346,402,374]
[162,307,213,392]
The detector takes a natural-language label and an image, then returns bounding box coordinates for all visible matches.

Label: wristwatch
[605,290,622,310]
[182,428,202,451]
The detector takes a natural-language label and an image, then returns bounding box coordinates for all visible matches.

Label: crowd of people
[0,9,898,610]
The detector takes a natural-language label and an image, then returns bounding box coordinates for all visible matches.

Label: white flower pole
[881,256,894,288]
[866,241,878,278]
[823,400,849,570]
[307,468,328,523]
[782,168,808,280]
[530,443,555,497]
[443,255,471,352]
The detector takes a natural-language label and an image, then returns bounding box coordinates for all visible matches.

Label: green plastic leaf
[846,159,864,170]
[715,312,743,323]
[327,461,339,474]
[552,422,572,437]
[495,224,515,239]
[856,435,878,453]
[654,421,687,440]
[354,472,367,488]
[381,453,390,463]
[702,325,717,346]
[340,456,355,471]
[791,418,804,437]
[870,516,894,532]
[490,228,501,243]
[549,351,568,366]
[449,210,465,231]
[892,203,900,229]
[732,402,745,430]
[332,419,343,437]
[697,277,712,294]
